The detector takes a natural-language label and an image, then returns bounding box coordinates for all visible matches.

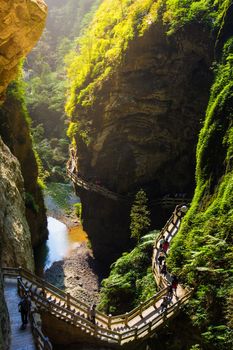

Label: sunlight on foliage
[167,36,233,349]
[98,230,158,314]
[130,189,151,242]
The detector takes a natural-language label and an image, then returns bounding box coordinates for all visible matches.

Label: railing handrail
[67,169,126,201]
[2,205,192,346]
[16,276,53,350]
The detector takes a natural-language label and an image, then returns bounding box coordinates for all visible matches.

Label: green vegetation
[7,61,31,125]
[45,182,77,211]
[66,0,162,116]
[66,2,233,348]
[98,231,158,315]
[24,0,99,182]
[31,123,69,182]
[130,189,151,242]
[26,0,99,127]
[1,68,48,188]
[74,202,82,219]
[168,37,233,349]
[65,0,230,121]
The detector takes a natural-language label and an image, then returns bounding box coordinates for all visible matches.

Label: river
[34,216,87,276]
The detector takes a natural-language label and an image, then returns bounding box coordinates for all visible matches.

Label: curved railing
[2,205,192,346]
[67,169,191,208]
[67,169,126,201]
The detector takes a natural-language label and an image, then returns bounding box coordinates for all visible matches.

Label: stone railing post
[17,276,22,297]
[139,302,143,318]
[41,280,46,298]
[124,312,129,327]
[163,309,167,323]
[153,296,158,310]
[118,332,122,345]
[108,314,112,329]
[147,321,152,335]
[94,324,98,337]
[67,292,70,309]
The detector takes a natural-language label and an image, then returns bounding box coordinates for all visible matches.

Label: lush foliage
[66,0,162,115]
[25,0,99,176]
[26,0,99,129]
[66,0,230,120]
[130,189,151,242]
[74,202,82,219]
[45,182,77,212]
[168,37,233,349]
[31,123,69,182]
[98,231,158,315]
[163,0,231,33]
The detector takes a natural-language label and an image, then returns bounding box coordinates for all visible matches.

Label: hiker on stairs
[18,294,31,329]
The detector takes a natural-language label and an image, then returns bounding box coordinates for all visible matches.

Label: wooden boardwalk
[67,169,191,207]
[4,278,36,350]
[2,205,192,347]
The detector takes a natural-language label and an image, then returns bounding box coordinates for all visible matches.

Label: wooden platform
[4,278,36,350]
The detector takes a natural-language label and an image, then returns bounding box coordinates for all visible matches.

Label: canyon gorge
[0,1,232,349]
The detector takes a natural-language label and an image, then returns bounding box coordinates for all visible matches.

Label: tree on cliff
[130,189,151,242]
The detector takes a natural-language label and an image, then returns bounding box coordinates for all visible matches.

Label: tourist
[89,304,96,324]
[159,235,165,250]
[160,262,167,276]
[18,294,30,329]
[158,251,165,269]
[171,275,178,295]
[162,239,169,254]
[167,285,173,301]
[160,296,169,312]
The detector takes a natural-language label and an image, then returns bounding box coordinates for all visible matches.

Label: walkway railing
[67,169,126,201]
[67,168,191,208]
[2,205,192,346]
[150,197,192,208]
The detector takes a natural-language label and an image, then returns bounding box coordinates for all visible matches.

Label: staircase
[2,204,192,348]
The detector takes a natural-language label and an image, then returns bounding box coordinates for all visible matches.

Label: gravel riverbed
[44,242,107,306]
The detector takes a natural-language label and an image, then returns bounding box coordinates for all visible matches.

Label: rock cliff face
[0,1,47,348]
[0,0,47,103]
[70,21,214,263]
[0,92,48,247]
[0,274,9,350]
[0,137,34,269]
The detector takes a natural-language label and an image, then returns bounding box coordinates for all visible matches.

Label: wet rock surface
[71,21,214,264]
[44,243,108,306]
[0,137,34,270]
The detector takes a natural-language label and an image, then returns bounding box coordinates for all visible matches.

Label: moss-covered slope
[168,13,233,350]
[66,0,223,263]
[0,79,48,248]
[98,232,157,315]
[66,1,233,348]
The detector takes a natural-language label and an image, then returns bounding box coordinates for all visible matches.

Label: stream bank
[35,183,108,306]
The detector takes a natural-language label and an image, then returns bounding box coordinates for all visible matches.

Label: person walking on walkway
[18,295,30,329]
[159,235,165,250]
[162,239,169,254]
[89,304,96,325]
[161,262,167,276]
[160,296,169,312]
[158,251,165,270]
[171,275,178,296]
[167,285,173,301]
